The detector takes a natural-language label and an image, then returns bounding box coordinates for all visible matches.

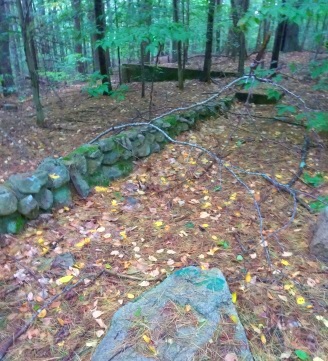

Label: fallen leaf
[260,334,266,344]
[232,292,237,304]
[143,334,151,343]
[56,275,73,285]
[139,281,150,287]
[224,353,238,361]
[245,272,251,283]
[38,309,47,318]
[92,310,104,319]
[296,296,305,305]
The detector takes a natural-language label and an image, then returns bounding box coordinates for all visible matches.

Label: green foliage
[310,59,328,91]
[110,85,129,101]
[296,112,328,132]
[83,71,110,97]
[309,196,328,213]
[266,88,282,101]
[275,105,297,116]
[302,172,325,188]
[294,349,309,360]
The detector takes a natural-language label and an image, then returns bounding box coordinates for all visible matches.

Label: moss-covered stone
[62,154,87,175]
[53,186,72,207]
[0,213,26,234]
[86,154,104,175]
[86,170,110,187]
[103,161,133,180]
[71,144,102,159]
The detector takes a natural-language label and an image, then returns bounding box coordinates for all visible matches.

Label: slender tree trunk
[16,0,44,126]
[270,0,286,70]
[202,0,216,82]
[94,0,112,94]
[173,0,183,89]
[72,0,85,74]
[113,0,122,84]
[0,0,15,96]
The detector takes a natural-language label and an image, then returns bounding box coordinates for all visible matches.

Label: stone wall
[0,99,232,234]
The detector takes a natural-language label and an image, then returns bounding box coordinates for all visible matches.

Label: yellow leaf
[232,292,237,304]
[41,246,49,256]
[154,221,163,228]
[94,186,108,193]
[201,223,209,228]
[185,304,191,312]
[36,230,43,235]
[230,315,238,323]
[120,231,127,239]
[281,259,290,266]
[275,174,282,179]
[296,296,305,305]
[211,235,218,240]
[49,173,60,179]
[148,344,157,354]
[75,238,91,249]
[57,318,65,326]
[111,200,117,206]
[230,192,237,201]
[56,275,73,285]
[142,334,151,343]
[250,324,261,334]
[127,293,135,299]
[284,284,294,290]
[260,334,267,344]
[234,211,241,217]
[202,202,211,209]
[245,272,251,283]
[38,309,47,318]
[160,177,167,184]
[37,238,44,245]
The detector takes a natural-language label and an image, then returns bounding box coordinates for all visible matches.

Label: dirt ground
[0,52,327,361]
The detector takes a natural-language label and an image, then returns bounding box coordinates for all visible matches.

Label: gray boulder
[99,138,116,152]
[38,158,70,189]
[53,186,72,207]
[0,186,18,216]
[70,170,90,198]
[91,267,253,361]
[102,150,121,165]
[310,207,328,263]
[62,154,87,175]
[18,195,39,219]
[35,187,54,211]
[86,155,104,175]
[8,171,48,194]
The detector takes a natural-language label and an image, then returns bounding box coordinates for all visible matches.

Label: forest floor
[0,52,327,361]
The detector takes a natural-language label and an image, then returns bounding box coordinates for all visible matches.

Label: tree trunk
[173,0,183,89]
[94,0,112,94]
[230,0,249,74]
[0,0,15,96]
[270,0,287,70]
[16,0,44,126]
[281,22,300,52]
[72,0,85,74]
[202,0,216,82]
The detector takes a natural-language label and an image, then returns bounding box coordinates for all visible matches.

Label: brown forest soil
[0,52,327,360]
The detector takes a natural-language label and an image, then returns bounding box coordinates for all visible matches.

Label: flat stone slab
[91,266,253,361]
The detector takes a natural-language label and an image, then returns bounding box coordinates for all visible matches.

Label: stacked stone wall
[0,98,232,234]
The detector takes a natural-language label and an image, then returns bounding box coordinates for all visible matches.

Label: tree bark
[202,0,216,82]
[173,0,183,89]
[72,0,85,74]
[16,0,45,126]
[94,0,112,94]
[0,0,15,96]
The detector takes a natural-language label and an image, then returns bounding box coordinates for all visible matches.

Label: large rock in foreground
[310,207,328,263]
[91,267,253,361]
